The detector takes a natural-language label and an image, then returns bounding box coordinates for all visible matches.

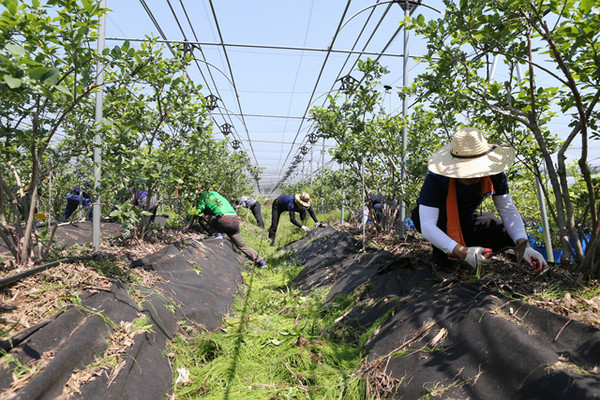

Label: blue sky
[103,1,592,195]
[104,1,446,194]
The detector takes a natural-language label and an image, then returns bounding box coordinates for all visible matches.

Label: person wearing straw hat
[411,127,546,271]
[268,192,320,246]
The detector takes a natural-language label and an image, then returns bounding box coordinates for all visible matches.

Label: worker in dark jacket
[236,196,264,228]
[197,189,267,268]
[268,192,319,246]
[61,186,93,221]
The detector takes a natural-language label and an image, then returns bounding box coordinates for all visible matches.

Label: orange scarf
[446,177,493,253]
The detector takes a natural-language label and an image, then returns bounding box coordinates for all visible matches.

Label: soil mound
[289,226,600,399]
[0,225,244,400]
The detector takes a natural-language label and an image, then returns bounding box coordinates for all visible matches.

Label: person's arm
[196,196,207,216]
[493,194,527,243]
[419,204,469,258]
[306,206,318,223]
[288,210,303,228]
[420,204,493,267]
[493,194,547,269]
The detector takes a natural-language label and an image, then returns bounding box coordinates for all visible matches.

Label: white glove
[301,225,310,232]
[523,247,547,271]
[464,246,491,269]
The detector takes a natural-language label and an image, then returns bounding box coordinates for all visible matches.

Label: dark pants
[268,201,306,243]
[372,203,383,223]
[62,197,92,220]
[411,207,513,267]
[249,202,264,228]
[268,199,295,244]
[268,200,283,244]
[201,213,263,264]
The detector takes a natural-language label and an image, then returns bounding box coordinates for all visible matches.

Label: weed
[167,251,368,399]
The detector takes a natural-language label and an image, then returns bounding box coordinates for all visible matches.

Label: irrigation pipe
[0,252,110,289]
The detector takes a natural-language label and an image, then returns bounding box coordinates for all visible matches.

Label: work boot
[257,260,267,268]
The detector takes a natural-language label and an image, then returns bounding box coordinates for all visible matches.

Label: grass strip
[168,218,369,399]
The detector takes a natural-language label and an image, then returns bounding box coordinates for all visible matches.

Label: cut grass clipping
[168,261,369,399]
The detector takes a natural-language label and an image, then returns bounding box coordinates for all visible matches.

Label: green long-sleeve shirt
[197,191,236,216]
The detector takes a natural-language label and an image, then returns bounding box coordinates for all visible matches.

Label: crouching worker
[268,192,321,247]
[131,189,159,223]
[61,186,93,221]
[197,189,267,268]
[411,127,547,271]
[236,196,264,228]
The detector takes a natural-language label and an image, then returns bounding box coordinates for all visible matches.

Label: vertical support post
[341,163,345,224]
[47,167,52,230]
[310,147,314,185]
[536,172,554,262]
[398,2,411,238]
[361,164,366,250]
[93,0,106,250]
[320,137,325,213]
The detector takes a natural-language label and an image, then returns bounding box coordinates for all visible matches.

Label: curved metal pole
[189,57,236,88]
[339,1,443,33]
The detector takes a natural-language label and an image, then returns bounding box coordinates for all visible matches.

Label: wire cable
[207,0,260,170]
[272,0,353,193]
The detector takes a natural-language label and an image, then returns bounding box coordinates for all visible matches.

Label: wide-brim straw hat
[295,192,312,207]
[428,127,516,178]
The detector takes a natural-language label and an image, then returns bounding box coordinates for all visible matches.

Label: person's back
[198,191,236,216]
[268,192,318,246]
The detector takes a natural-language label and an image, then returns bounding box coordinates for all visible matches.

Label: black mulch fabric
[288,226,600,400]
[0,228,246,400]
[1,223,598,400]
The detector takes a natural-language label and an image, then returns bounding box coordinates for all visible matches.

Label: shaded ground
[0,222,246,400]
[289,226,600,399]
[0,222,598,399]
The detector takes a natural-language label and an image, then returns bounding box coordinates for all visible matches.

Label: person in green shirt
[197,190,267,268]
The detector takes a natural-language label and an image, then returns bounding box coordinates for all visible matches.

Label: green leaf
[82,0,93,13]
[28,67,50,81]
[54,84,72,96]
[5,44,26,57]
[6,0,18,15]
[580,0,594,13]
[4,75,22,89]
[110,209,121,218]
[41,68,60,84]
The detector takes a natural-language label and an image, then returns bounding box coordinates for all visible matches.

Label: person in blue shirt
[61,186,93,221]
[236,196,264,228]
[268,192,319,246]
